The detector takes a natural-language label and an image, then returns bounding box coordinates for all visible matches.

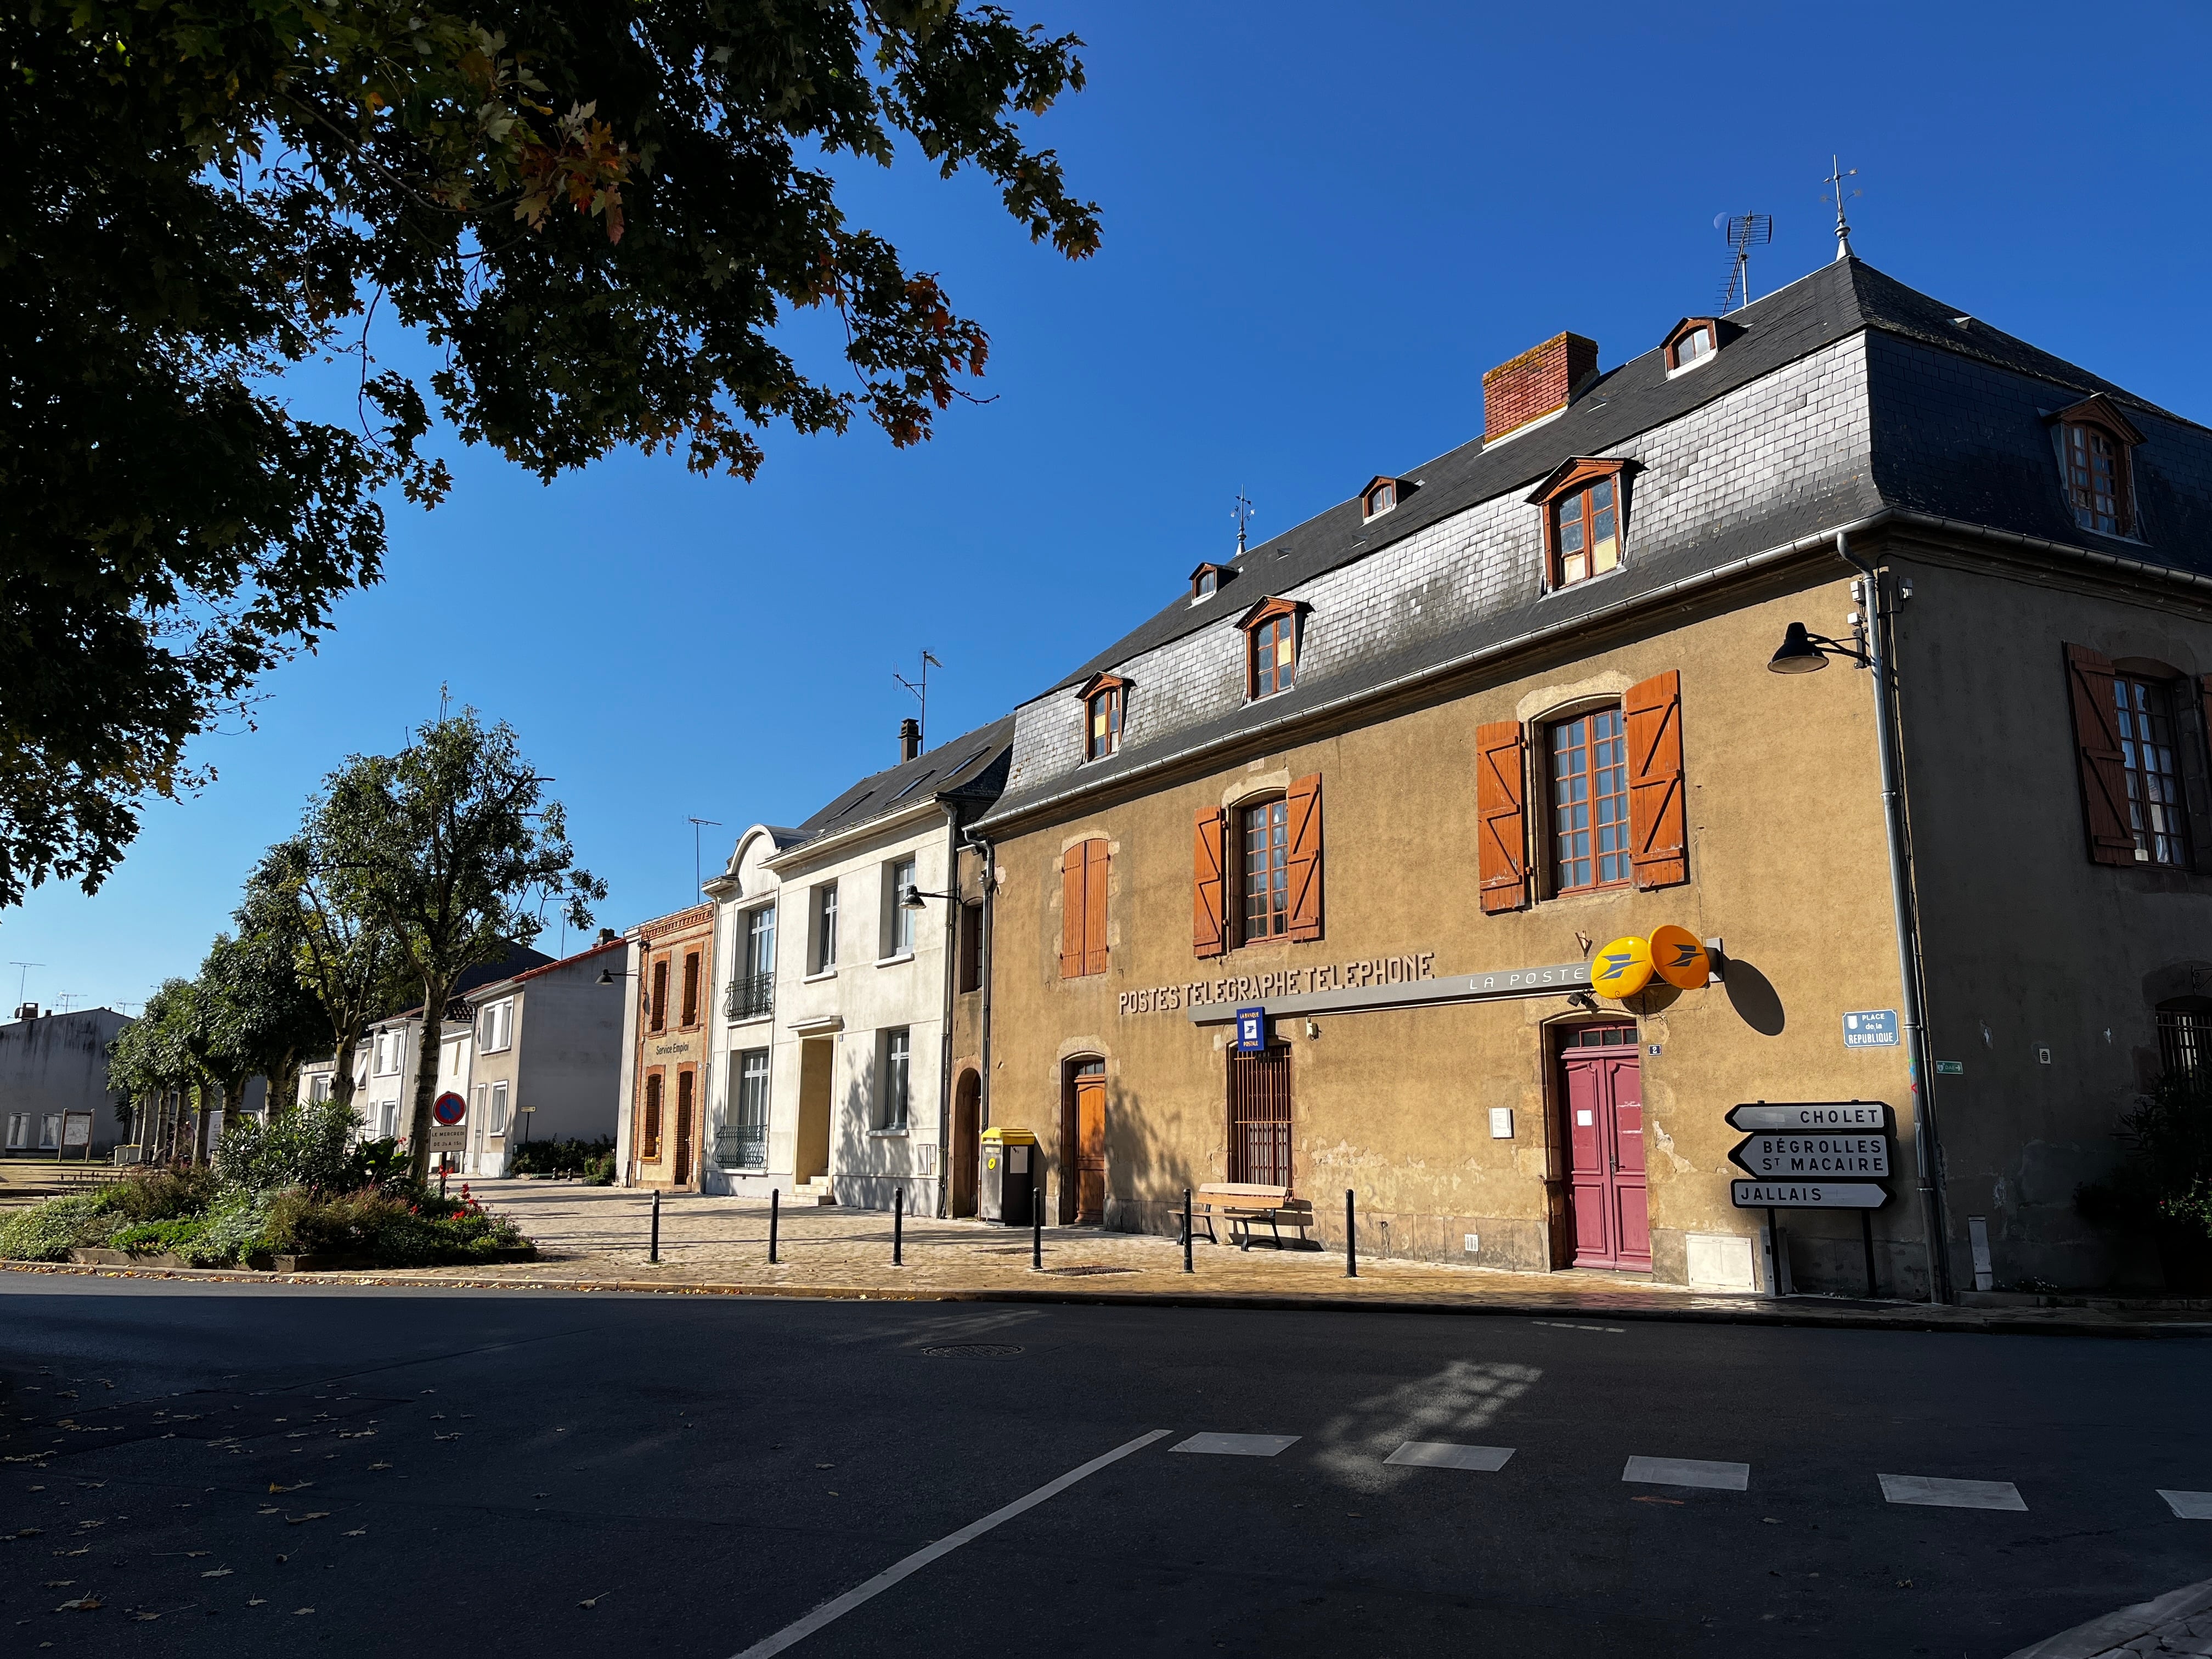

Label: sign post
[1729,1103,1894,1299]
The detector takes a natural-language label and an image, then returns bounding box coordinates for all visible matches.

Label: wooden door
[1561,1027,1649,1271]
[1227,1047,1292,1188]
[951,1071,980,1218]
[1075,1075,1106,1224]
[673,1068,695,1187]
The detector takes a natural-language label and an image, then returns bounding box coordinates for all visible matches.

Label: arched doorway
[951,1070,981,1218]
[1061,1058,1106,1225]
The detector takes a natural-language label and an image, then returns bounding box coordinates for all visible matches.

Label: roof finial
[1231,490,1255,557]
[1824,155,1861,261]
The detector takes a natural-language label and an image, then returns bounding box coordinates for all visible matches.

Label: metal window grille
[2114,678,2188,866]
[720,1048,770,1170]
[726,970,774,1020]
[1228,1047,1291,1188]
[2158,1008,2212,1081]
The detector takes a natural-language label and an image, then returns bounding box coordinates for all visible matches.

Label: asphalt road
[1,1277,2206,1657]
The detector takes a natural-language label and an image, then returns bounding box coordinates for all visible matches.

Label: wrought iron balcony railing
[725,972,774,1022]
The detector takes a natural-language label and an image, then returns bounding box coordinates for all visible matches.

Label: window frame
[879,1026,912,1131]
[1189,562,1231,603]
[1237,794,1291,945]
[811,883,839,974]
[729,903,777,1020]
[1662,316,1722,373]
[680,949,703,1029]
[1362,475,1408,521]
[1238,597,1304,701]
[730,1047,771,1169]
[2113,672,2191,867]
[1527,458,1629,594]
[887,855,918,956]
[488,1080,509,1137]
[1075,673,1129,762]
[1545,703,1633,896]
[648,955,670,1033]
[2050,396,2145,540]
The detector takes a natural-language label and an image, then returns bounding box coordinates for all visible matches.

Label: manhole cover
[921,1344,1025,1358]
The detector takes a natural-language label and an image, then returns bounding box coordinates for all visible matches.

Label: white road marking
[1170,1432,1300,1458]
[2158,1489,2212,1520]
[1878,1473,2026,1511]
[1384,1441,1514,1472]
[1623,1456,1750,1491]
[729,1429,1172,1658]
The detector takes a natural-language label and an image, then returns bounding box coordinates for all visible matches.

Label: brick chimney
[899,717,922,763]
[1482,332,1599,444]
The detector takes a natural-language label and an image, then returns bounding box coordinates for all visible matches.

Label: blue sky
[13,0,2210,1017]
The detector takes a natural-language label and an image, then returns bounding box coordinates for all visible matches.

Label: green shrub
[0,1194,117,1261]
[215,1099,362,1193]
[510,1136,614,1177]
[102,1163,220,1222]
[110,1216,211,1256]
[261,1184,528,1266]
[345,1136,408,1188]
[583,1154,616,1186]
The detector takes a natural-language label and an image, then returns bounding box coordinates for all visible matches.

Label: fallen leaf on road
[42,1580,73,1588]
[257,1508,278,1516]
[815,1463,833,1469]
[283,1514,328,1526]
[247,1598,267,1607]
[342,1530,366,1538]
[268,1482,311,1494]
[52,1548,88,1557]
[201,1568,232,1578]
[578,1592,612,1609]
[183,1550,209,1558]
[292,1607,314,1615]
[12,1528,43,1538]
[1897,1579,1913,1588]
[1760,1516,1781,1524]
[368,1462,392,1471]
[54,1597,100,1612]
[433,1432,461,1442]
[1630,1497,1684,1506]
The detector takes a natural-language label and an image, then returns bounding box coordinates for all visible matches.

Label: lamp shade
[1767,621,1830,674]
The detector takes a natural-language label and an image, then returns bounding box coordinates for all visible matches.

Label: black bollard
[1182,1187,1194,1274]
[1031,1180,1043,1270]
[650,1187,661,1264]
[1345,1189,1357,1278]
[769,1187,780,1265]
[894,1187,905,1266]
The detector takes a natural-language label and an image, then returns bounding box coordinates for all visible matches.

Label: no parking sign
[429,1091,467,1153]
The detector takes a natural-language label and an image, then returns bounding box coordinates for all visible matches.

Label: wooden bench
[1176,1183,1317,1250]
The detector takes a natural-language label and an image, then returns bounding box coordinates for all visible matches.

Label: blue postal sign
[1233,1006,1267,1053]
[1843,1009,1900,1048]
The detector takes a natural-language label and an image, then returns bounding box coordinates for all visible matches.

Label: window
[729,905,775,1019]
[2066,422,2127,535]
[879,1028,911,1130]
[478,998,514,1053]
[1240,798,1289,943]
[1059,838,1109,979]
[1195,569,1217,598]
[489,1081,509,1136]
[1549,708,1630,893]
[641,1071,663,1160]
[309,1072,331,1103]
[1250,613,1296,698]
[812,884,839,973]
[888,856,918,955]
[2115,675,2188,866]
[1672,325,1712,368]
[1365,479,1396,517]
[728,1048,770,1169]
[2158,999,2212,1080]
[680,950,702,1027]
[1087,684,1122,760]
[1552,476,1619,588]
[956,902,983,994]
[648,957,669,1032]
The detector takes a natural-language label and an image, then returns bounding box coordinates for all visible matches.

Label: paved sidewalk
[2008,1576,2212,1657]
[7,1180,2209,1336]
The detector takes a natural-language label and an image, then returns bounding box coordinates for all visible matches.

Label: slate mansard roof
[778,714,1016,856]
[979,255,2212,828]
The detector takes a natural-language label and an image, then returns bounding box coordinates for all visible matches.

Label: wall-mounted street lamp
[1765,619,1870,673]
[898,883,957,910]
[595,965,637,985]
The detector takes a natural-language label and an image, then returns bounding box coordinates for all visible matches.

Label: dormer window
[2049,396,2144,538]
[1360,475,1412,522]
[1075,673,1127,761]
[1189,562,1231,603]
[1527,458,1630,591]
[1237,597,1304,700]
[1662,317,1724,374]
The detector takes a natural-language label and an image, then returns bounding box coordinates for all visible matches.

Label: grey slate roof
[783,715,1015,850]
[979,255,2212,829]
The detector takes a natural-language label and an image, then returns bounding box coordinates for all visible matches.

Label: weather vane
[1231,491,1255,557]
[1823,156,1862,260]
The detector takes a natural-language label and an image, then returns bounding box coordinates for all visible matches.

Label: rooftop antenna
[8,962,42,1007]
[686,817,723,900]
[1823,155,1861,261]
[1713,212,1773,312]
[54,992,77,1014]
[1231,491,1255,557]
[893,648,943,749]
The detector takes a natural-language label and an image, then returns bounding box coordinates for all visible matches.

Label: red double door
[1563,1028,1649,1271]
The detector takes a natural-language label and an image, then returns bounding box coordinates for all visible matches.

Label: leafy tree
[196,930,330,1120]
[2,2,1096,910]
[236,837,403,1113]
[107,977,218,1160]
[317,709,603,1180]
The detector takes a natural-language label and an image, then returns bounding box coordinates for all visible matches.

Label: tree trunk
[331,1032,360,1113]
[405,983,456,1184]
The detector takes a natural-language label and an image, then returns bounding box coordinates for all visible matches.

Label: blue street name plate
[1843,1009,1900,1048]
[1233,1006,1267,1052]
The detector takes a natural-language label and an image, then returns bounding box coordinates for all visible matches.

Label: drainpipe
[962,823,995,1142]
[1835,529,1954,1304]
[935,803,962,1218]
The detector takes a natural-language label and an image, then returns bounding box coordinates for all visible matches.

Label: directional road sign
[1731,1180,1888,1209]
[1726,1101,1889,1132]
[1730,1133,1890,1178]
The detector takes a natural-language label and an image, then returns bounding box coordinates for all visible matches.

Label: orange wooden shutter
[1626,669,1688,889]
[1476,721,1528,912]
[1193,808,1227,957]
[1285,773,1324,941]
[2067,643,2135,865]
[1082,839,1110,975]
[1059,847,1085,978]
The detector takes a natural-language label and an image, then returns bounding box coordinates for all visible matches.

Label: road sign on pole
[1726,1101,1889,1132]
[429,1090,467,1153]
[1730,1134,1891,1178]
[1731,1180,1888,1210]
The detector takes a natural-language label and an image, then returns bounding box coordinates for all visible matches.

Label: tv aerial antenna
[1231,491,1255,557]
[894,648,943,748]
[1822,155,1862,260]
[1714,212,1773,312]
